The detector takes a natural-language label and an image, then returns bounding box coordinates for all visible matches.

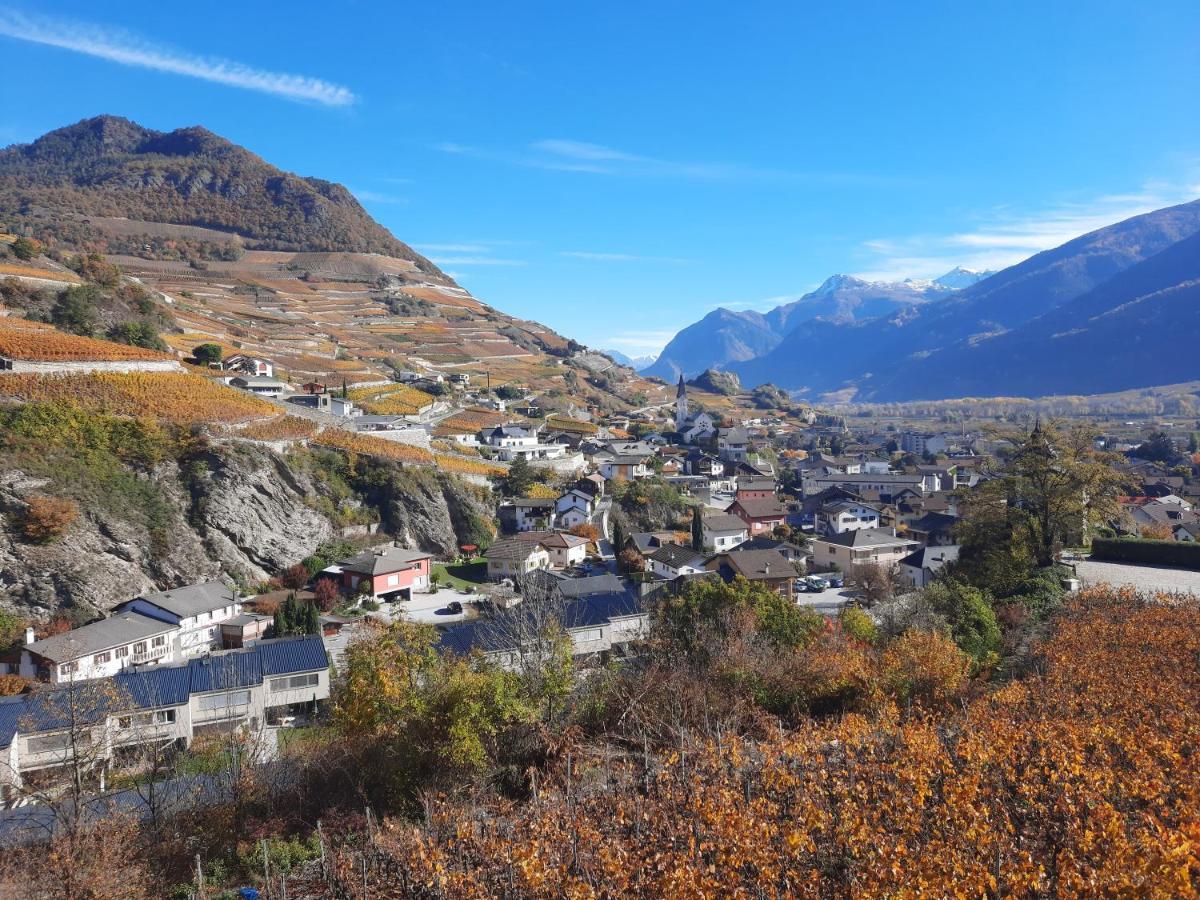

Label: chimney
[24,627,35,646]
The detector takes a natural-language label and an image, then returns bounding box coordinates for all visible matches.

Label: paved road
[1075,560,1200,596]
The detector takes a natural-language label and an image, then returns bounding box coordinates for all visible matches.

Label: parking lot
[1074,559,1200,596]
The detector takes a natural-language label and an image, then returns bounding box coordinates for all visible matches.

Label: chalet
[513,531,591,568]
[817,500,882,537]
[230,375,287,397]
[14,581,242,684]
[628,531,683,555]
[705,548,796,596]
[223,355,274,378]
[499,498,556,533]
[327,544,432,601]
[600,455,651,481]
[701,514,749,552]
[899,545,960,589]
[484,539,552,580]
[647,543,708,579]
[717,427,751,462]
[905,512,960,547]
[812,528,920,573]
[735,477,777,501]
[728,497,788,536]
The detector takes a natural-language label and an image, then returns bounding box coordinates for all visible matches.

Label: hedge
[1090,537,1200,570]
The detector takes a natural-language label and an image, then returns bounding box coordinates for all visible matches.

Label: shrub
[20,495,79,542]
[880,629,970,709]
[11,237,40,261]
[838,606,878,645]
[1091,537,1200,571]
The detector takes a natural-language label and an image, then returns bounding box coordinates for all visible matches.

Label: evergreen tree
[691,505,703,551]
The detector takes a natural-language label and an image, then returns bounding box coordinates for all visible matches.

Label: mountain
[932,266,994,290]
[732,199,1200,398]
[0,115,440,272]
[603,348,657,369]
[643,270,983,381]
[864,227,1200,400]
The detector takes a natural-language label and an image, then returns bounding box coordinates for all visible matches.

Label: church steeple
[675,373,688,431]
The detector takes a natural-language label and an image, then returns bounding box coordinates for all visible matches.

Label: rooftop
[818,527,920,549]
[338,544,432,576]
[134,581,237,620]
[26,614,177,663]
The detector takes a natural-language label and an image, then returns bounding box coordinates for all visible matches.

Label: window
[27,733,71,754]
[133,642,146,654]
[270,673,319,692]
[58,661,78,676]
[198,690,251,711]
[115,646,129,659]
[152,636,167,648]
[93,651,111,665]
[118,709,176,729]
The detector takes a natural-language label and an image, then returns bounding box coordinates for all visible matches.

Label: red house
[728,497,787,536]
[328,544,432,602]
[735,477,777,502]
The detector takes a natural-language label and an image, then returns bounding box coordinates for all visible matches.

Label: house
[701,514,749,552]
[905,512,960,547]
[899,545,960,589]
[706,548,796,596]
[739,536,808,566]
[817,500,882,537]
[499,498,556,533]
[485,538,552,580]
[316,394,359,417]
[802,472,934,502]
[301,381,328,395]
[219,614,272,649]
[0,636,328,796]
[599,455,651,481]
[812,528,920,573]
[22,615,180,684]
[717,427,751,463]
[439,591,648,666]
[513,531,591,569]
[628,531,683,555]
[647,543,708,580]
[728,497,788,536]
[116,581,243,659]
[327,544,432,601]
[735,477,777,501]
[223,355,274,378]
[15,581,242,683]
[685,451,725,478]
[230,375,287,397]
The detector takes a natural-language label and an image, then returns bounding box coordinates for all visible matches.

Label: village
[4,335,1199,806]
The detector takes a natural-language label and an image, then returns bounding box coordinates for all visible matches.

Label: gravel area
[1074,560,1200,596]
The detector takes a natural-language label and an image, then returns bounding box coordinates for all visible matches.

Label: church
[675,374,716,444]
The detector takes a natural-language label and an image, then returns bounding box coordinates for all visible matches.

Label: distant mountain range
[0,115,440,272]
[642,267,992,381]
[603,348,657,369]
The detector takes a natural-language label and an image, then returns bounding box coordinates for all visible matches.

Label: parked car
[446,600,463,614]
[826,574,844,588]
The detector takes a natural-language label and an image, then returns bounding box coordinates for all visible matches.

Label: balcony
[131,644,169,665]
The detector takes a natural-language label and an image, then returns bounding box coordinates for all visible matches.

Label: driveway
[796,586,857,616]
[1074,559,1200,596]
[372,587,480,625]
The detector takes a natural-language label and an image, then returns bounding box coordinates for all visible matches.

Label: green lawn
[433,557,488,590]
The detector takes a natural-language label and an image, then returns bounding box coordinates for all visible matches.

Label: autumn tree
[312,576,340,612]
[847,561,900,607]
[11,236,40,260]
[19,494,79,543]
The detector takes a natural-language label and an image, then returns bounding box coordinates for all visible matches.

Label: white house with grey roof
[12,581,242,684]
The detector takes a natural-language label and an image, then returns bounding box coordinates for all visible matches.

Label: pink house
[328,544,432,602]
[729,498,788,536]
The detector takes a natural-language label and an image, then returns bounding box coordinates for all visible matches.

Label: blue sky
[2,2,1199,356]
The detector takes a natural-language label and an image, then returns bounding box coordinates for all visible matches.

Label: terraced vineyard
[0,371,278,424]
[0,318,172,361]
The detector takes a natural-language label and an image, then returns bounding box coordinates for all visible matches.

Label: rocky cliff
[0,442,493,619]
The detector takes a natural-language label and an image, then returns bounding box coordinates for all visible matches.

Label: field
[346,383,435,415]
[231,415,320,441]
[0,372,279,424]
[0,318,171,362]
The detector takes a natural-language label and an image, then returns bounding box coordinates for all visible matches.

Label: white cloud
[856,182,1200,281]
[560,250,692,263]
[433,138,904,185]
[0,10,356,106]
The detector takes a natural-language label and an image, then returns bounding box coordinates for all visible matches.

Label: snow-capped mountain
[644,268,984,381]
[933,266,995,290]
